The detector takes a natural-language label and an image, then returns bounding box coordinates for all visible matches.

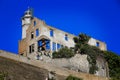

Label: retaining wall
[0,50,109,80]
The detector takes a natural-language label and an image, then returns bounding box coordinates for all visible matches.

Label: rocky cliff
[41,53,108,77]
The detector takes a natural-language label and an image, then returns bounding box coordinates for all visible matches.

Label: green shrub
[66,75,83,80]
[0,71,8,80]
[73,33,120,79]
[104,51,120,80]
[73,33,101,74]
[52,47,74,58]
[73,33,90,52]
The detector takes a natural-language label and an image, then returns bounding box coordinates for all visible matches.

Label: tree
[73,33,90,52]
[104,51,120,80]
[52,47,74,58]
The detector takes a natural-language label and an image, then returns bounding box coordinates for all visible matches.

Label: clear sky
[0,0,120,55]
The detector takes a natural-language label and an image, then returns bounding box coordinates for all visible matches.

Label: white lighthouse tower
[22,9,33,39]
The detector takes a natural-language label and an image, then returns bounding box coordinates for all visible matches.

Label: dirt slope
[0,56,48,80]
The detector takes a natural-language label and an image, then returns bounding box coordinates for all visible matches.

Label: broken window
[31,32,34,39]
[38,40,42,52]
[96,42,100,47]
[29,44,34,53]
[52,42,56,51]
[50,29,54,37]
[65,34,68,41]
[36,29,39,37]
[38,39,50,52]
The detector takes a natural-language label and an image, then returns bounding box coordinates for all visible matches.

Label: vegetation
[73,33,101,74]
[66,75,83,80]
[103,51,120,80]
[52,47,74,58]
[52,33,120,79]
[73,33,90,52]
[74,33,120,79]
[74,33,120,78]
[0,71,8,80]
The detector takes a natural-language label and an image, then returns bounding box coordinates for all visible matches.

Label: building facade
[19,9,107,57]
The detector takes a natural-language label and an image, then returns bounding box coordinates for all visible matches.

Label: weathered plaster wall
[27,17,75,47]
[19,38,27,55]
[88,38,107,50]
[19,17,76,55]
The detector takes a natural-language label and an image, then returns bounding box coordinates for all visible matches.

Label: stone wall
[0,50,109,80]
[42,53,108,77]
[42,54,89,73]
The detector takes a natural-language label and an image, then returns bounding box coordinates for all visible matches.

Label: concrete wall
[0,50,109,80]
[19,38,27,55]
[27,17,75,47]
[19,17,75,55]
[88,38,107,51]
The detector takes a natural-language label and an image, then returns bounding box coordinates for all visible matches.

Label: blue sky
[0,0,120,55]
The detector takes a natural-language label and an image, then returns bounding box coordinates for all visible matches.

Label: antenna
[26,0,31,9]
[30,8,34,17]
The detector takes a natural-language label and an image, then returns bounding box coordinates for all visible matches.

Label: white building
[19,9,107,57]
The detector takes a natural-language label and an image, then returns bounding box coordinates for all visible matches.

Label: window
[29,44,34,53]
[50,29,54,37]
[52,42,56,51]
[65,34,68,41]
[34,21,36,26]
[31,32,34,39]
[46,40,50,50]
[38,40,42,52]
[38,39,50,51]
[57,43,61,50]
[96,42,100,47]
[36,29,39,37]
